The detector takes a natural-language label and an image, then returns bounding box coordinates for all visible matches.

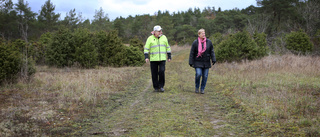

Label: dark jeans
[150,61,166,89]
[195,68,209,91]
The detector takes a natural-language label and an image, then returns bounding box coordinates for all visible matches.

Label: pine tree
[91,7,111,32]
[0,0,19,40]
[15,0,37,42]
[38,0,60,32]
[257,0,299,33]
[62,8,79,30]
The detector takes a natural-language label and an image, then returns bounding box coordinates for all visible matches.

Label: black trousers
[150,61,166,89]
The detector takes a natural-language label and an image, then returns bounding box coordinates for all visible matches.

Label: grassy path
[1,47,318,136]
[77,48,248,136]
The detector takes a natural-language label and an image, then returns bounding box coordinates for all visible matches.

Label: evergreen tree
[131,15,152,40]
[176,24,196,45]
[257,0,299,33]
[78,19,91,29]
[62,8,80,30]
[0,0,19,40]
[14,0,37,79]
[114,17,125,38]
[38,0,60,33]
[157,14,175,44]
[241,5,258,15]
[91,7,111,31]
[15,0,37,42]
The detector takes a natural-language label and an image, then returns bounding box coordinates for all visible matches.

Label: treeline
[1,0,320,83]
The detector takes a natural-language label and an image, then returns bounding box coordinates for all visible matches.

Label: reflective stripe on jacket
[144,35,171,61]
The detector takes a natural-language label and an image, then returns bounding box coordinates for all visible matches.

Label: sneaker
[195,88,199,93]
[160,88,165,92]
[201,90,204,94]
[154,89,159,92]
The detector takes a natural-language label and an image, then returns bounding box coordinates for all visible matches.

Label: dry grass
[35,66,137,104]
[0,66,146,136]
[213,54,320,136]
[170,45,190,53]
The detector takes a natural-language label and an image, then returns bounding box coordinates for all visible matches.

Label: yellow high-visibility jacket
[144,35,171,61]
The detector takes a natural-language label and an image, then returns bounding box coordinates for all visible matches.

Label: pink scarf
[197,37,206,57]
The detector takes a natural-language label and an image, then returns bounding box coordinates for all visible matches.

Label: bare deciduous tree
[298,0,320,35]
[247,14,270,35]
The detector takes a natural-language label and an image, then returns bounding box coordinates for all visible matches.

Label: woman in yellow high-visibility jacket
[144,25,171,92]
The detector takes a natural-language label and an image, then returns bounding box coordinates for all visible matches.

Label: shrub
[129,36,144,52]
[215,31,266,62]
[46,28,75,67]
[45,29,145,68]
[73,28,98,68]
[0,41,21,84]
[94,30,123,66]
[35,32,52,64]
[110,46,144,67]
[109,44,127,67]
[209,32,224,46]
[124,46,144,66]
[93,30,109,66]
[253,32,268,56]
[285,29,313,55]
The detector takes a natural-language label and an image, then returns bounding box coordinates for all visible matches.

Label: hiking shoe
[154,89,159,92]
[195,89,199,93]
[201,90,204,94]
[160,88,165,92]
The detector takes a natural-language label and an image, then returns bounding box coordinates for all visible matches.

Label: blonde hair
[198,29,205,35]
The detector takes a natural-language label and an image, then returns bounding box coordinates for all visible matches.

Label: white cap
[153,25,162,31]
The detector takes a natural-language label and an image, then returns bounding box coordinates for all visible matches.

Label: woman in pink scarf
[189,29,216,94]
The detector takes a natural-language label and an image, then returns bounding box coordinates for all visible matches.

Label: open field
[213,54,320,136]
[1,45,319,136]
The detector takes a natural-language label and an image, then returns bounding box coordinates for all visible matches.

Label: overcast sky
[11,0,257,21]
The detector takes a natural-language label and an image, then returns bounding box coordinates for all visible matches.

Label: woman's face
[198,31,205,39]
